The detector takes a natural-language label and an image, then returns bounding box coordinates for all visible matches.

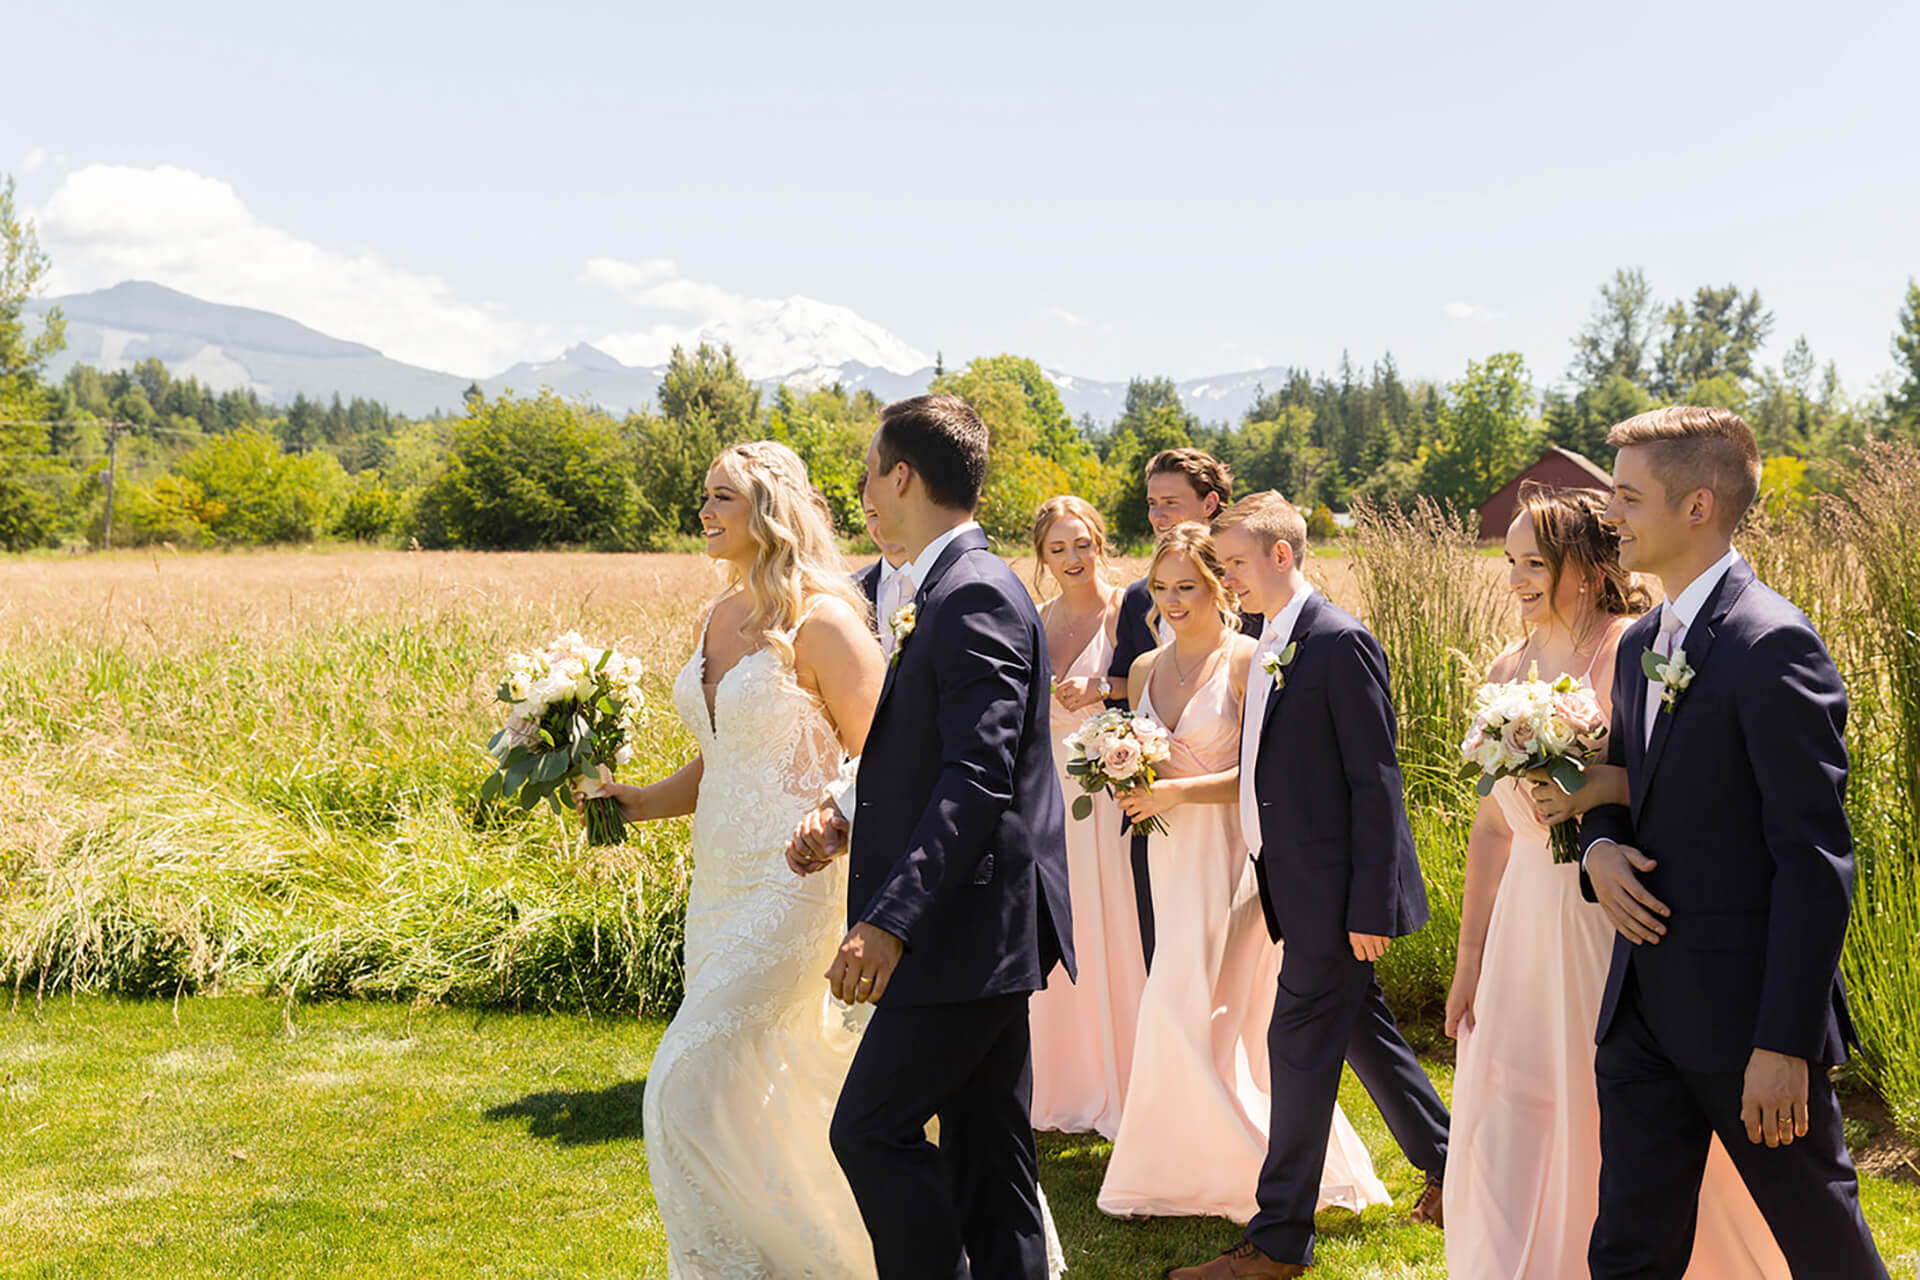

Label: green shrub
[417,390,639,550]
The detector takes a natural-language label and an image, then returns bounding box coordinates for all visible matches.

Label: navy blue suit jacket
[849,527,1076,1006]
[1248,591,1428,955]
[1579,560,1856,1072]
[854,559,882,611]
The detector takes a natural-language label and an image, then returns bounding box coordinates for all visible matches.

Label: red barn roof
[1476,447,1615,541]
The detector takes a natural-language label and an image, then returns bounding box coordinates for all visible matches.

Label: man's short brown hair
[1146,448,1233,510]
[1606,406,1761,532]
[1212,490,1306,564]
[877,394,990,512]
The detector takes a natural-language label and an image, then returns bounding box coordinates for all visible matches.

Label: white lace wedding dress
[645,612,1066,1277]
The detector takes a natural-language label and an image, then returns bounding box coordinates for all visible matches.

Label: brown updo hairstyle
[1030,495,1113,597]
[1146,522,1238,629]
[1515,482,1653,625]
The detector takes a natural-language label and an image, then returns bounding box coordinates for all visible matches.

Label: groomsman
[854,507,911,651]
[1578,407,1886,1278]
[1108,448,1263,966]
[1169,492,1449,1280]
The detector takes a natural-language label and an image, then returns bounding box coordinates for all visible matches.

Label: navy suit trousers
[1590,976,1887,1280]
[829,993,1047,1280]
[1246,947,1450,1264]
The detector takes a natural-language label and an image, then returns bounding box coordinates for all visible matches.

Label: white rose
[1538,715,1577,753]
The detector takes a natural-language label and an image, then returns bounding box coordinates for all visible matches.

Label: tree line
[6,178,1920,553]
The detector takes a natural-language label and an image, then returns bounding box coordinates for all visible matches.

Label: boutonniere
[1641,645,1695,713]
[889,602,917,666]
[1260,641,1298,690]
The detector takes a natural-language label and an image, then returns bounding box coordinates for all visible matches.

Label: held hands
[1587,840,1670,945]
[1741,1048,1811,1147]
[1052,675,1104,711]
[785,800,849,876]
[827,922,904,1004]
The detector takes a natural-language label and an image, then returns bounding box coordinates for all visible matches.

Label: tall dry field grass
[6,519,1915,1141]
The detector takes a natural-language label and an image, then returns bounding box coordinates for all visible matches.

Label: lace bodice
[672,611,847,882]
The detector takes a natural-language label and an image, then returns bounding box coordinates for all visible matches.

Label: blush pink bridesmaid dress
[1097,659,1390,1221]
[1445,658,1791,1278]
[1031,624,1147,1138]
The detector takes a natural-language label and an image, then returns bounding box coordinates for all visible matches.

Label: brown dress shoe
[1409,1178,1444,1228]
[1166,1239,1310,1279]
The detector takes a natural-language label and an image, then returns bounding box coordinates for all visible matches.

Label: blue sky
[6,0,1916,393]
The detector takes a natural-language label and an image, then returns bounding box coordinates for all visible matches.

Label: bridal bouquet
[1459,664,1610,863]
[1063,709,1175,837]
[482,631,646,845]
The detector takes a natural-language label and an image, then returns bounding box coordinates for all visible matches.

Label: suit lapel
[1259,590,1322,741]
[1638,559,1754,804]
[874,526,989,713]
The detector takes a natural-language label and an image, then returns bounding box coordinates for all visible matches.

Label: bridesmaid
[1097,523,1388,1221]
[1443,485,1788,1279]
[1028,496,1147,1137]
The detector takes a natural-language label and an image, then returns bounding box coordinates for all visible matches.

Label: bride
[586,441,1062,1277]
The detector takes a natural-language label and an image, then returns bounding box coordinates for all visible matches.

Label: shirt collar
[1665,546,1741,630]
[901,520,980,588]
[1261,584,1317,651]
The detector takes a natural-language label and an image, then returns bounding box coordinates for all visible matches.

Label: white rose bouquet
[1459,663,1610,863]
[483,631,646,846]
[1063,709,1175,837]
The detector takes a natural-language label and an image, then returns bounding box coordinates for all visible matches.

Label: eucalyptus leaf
[1071,795,1093,821]
[1549,758,1587,795]
[1476,774,1497,797]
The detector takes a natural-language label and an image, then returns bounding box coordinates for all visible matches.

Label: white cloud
[583,256,929,378]
[1443,300,1501,321]
[34,164,532,375]
[1039,305,1088,330]
[23,148,47,174]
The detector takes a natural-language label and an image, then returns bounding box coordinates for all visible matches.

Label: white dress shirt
[830,520,981,820]
[1239,585,1315,858]
[1647,546,1741,715]
[1583,546,1740,863]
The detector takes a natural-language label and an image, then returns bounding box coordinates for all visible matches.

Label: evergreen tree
[1887,280,1920,437]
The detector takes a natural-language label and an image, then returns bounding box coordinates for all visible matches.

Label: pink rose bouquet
[1062,709,1175,837]
[1460,663,1609,863]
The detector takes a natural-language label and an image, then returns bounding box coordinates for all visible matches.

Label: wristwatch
[1097,676,1113,699]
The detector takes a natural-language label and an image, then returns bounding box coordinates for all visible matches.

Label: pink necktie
[1644,606,1684,748]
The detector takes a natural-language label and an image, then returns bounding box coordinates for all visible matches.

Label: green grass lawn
[6,998,1918,1279]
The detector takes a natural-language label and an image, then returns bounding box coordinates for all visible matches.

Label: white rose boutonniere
[1260,641,1298,691]
[1641,645,1695,713]
[889,602,917,667]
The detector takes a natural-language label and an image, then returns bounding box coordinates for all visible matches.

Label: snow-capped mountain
[28,282,1292,424]
[594,295,932,382]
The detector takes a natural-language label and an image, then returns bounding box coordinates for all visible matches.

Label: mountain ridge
[28,281,1295,424]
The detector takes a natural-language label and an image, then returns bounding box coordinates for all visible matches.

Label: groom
[1171,491,1450,1279]
[1578,406,1885,1278]
[788,393,1075,1279]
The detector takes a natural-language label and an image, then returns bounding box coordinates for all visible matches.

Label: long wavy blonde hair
[707,440,868,666]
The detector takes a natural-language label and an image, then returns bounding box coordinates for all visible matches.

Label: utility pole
[102,419,124,550]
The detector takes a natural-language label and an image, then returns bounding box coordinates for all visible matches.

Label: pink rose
[1501,716,1538,758]
[1101,737,1145,781]
[1553,690,1609,749]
